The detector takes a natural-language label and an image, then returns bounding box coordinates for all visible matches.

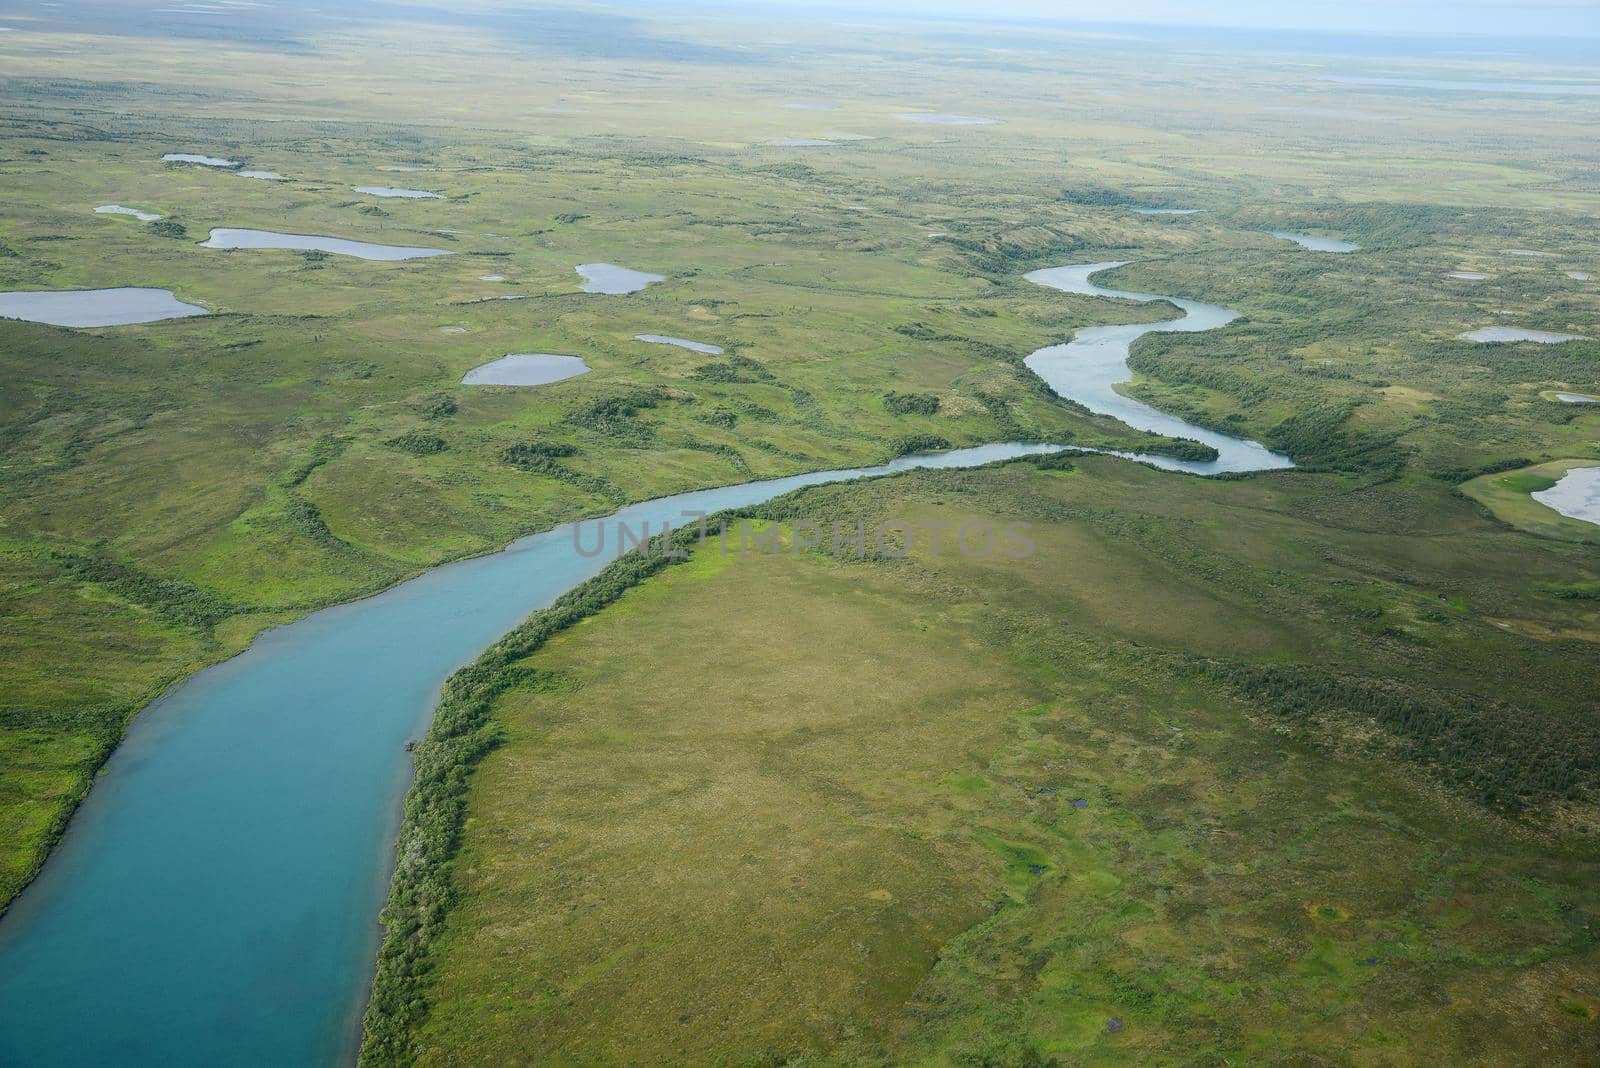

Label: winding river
[0,263,1288,1065]
[1026,263,1293,474]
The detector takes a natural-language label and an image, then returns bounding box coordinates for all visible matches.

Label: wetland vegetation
[0,3,1597,1065]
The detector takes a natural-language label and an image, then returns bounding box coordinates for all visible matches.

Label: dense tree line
[1189,659,1599,812]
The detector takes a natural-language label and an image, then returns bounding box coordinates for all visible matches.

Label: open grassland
[397,459,1600,1065]
[0,0,1598,965]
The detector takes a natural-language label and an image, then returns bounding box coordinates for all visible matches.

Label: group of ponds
[0,258,1301,1065]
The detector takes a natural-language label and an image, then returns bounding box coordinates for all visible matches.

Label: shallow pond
[897,113,1000,125]
[462,353,592,385]
[1554,392,1599,403]
[355,186,443,199]
[1569,272,1592,282]
[1449,272,1489,280]
[1533,467,1600,527]
[95,204,162,221]
[635,333,723,354]
[1024,262,1295,475]
[772,138,837,147]
[576,262,664,294]
[1272,231,1359,252]
[1461,327,1586,344]
[0,287,209,327]
[238,170,285,181]
[1133,208,1202,215]
[199,228,453,260]
[162,152,238,167]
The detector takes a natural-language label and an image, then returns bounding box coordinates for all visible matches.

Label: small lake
[0,288,209,327]
[355,186,443,199]
[1320,75,1600,96]
[1554,393,1598,404]
[1449,272,1489,280]
[462,353,592,385]
[1272,231,1359,252]
[238,170,285,181]
[1461,327,1586,344]
[1133,208,1203,215]
[1024,262,1294,475]
[1533,467,1600,527]
[95,204,162,221]
[162,152,238,167]
[199,229,453,261]
[897,113,1001,125]
[576,263,664,294]
[635,334,723,354]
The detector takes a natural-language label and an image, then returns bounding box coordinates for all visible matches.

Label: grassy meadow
[398,458,1600,1065]
[0,4,1597,1062]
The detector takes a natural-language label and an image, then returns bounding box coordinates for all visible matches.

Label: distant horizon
[715,0,1600,40]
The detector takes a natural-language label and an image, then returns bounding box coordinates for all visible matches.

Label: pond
[199,228,453,261]
[461,353,592,385]
[95,204,162,221]
[771,139,837,147]
[576,263,664,294]
[238,170,285,181]
[1133,208,1203,215]
[162,152,238,167]
[1271,231,1359,252]
[1449,272,1489,280]
[0,287,209,327]
[1532,466,1600,527]
[354,186,444,199]
[897,113,1001,125]
[635,334,723,354]
[1460,327,1586,344]
[1554,393,1598,404]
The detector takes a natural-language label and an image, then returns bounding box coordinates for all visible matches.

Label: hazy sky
[765,1,1600,37]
